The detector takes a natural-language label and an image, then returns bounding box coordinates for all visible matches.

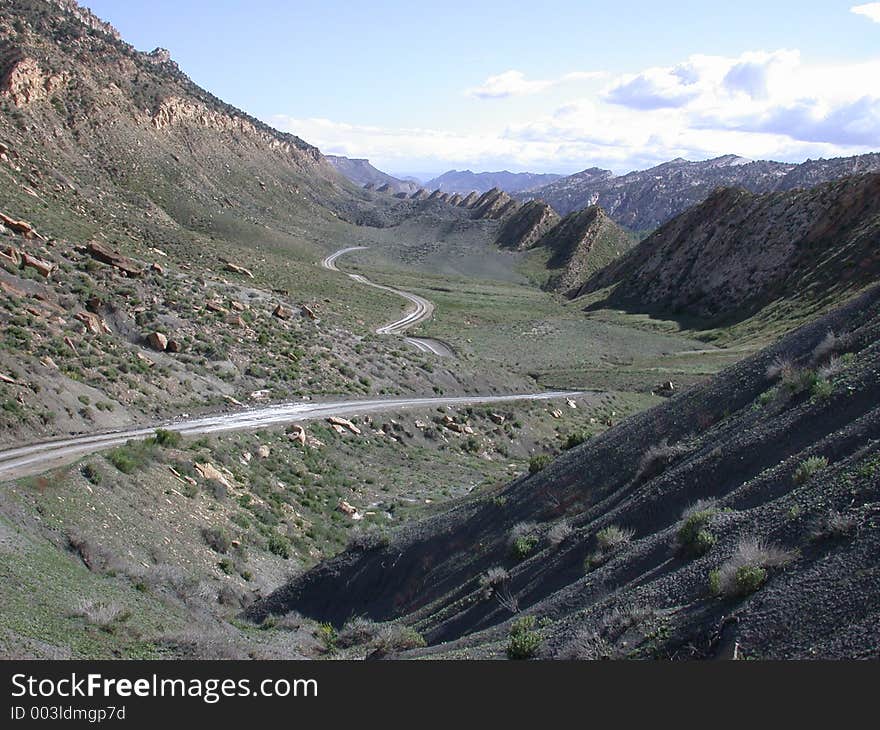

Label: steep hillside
[775,153,880,192]
[327,155,419,195]
[426,170,563,195]
[537,206,636,294]
[495,201,560,250]
[470,187,519,220]
[250,285,880,660]
[0,0,519,445]
[577,174,880,327]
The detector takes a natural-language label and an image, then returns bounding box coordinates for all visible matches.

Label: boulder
[337,499,363,520]
[146,332,168,351]
[256,445,270,459]
[327,416,361,435]
[166,340,182,353]
[206,301,228,314]
[21,252,53,278]
[75,311,111,335]
[225,315,246,328]
[194,462,233,489]
[86,241,143,277]
[224,262,254,278]
[301,304,317,321]
[230,300,246,311]
[0,211,39,239]
[273,304,292,320]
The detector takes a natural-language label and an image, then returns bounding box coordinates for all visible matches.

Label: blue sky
[84,1,880,177]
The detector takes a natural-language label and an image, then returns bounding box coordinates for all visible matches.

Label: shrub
[316,623,337,652]
[709,536,794,598]
[268,533,292,559]
[547,521,573,548]
[81,462,102,485]
[106,440,155,474]
[71,599,129,632]
[338,617,382,648]
[635,440,689,482]
[765,356,793,381]
[529,454,552,474]
[509,522,540,560]
[562,431,589,450]
[812,330,837,363]
[507,616,541,659]
[675,500,718,558]
[371,624,426,656]
[810,510,858,541]
[810,378,833,401]
[202,527,231,554]
[781,367,818,396]
[793,456,829,484]
[153,428,182,448]
[596,525,634,551]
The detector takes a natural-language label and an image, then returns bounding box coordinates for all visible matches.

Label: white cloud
[465,69,604,99]
[273,49,880,174]
[851,3,880,22]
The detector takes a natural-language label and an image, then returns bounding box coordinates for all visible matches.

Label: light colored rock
[328,416,361,435]
[146,332,168,351]
[566,398,578,409]
[550,409,564,419]
[256,445,270,459]
[224,262,254,278]
[337,499,363,520]
[273,304,292,320]
[75,311,111,335]
[194,462,233,489]
[21,252,52,277]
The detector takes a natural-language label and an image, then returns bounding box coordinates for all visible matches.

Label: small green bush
[676,501,718,558]
[507,616,541,660]
[153,428,182,448]
[596,525,634,551]
[268,533,292,559]
[811,378,833,401]
[562,431,589,450]
[512,535,538,560]
[81,463,102,485]
[529,454,552,474]
[794,456,829,484]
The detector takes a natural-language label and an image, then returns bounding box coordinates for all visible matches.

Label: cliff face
[495,200,560,250]
[425,169,563,195]
[537,206,635,294]
[326,155,419,195]
[0,0,392,236]
[577,174,880,323]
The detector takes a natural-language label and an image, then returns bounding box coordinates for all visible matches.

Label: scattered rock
[194,462,233,489]
[566,398,578,409]
[40,356,58,369]
[653,381,676,397]
[146,332,168,351]
[75,311,111,335]
[273,304,292,320]
[489,413,506,424]
[256,445,270,459]
[206,301,228,314]
[136,352,155,368]
[0,211,40,239]
[250,389,270,400]
[225,315,246,328]
[328,416,361,435]
[150,262,164,274]
[337,499,363,520]
[166,340,182,353]
[301,304,317,320]
[224,262,254,278]
[21,252,53,278]
[63,336,77,354]
[550,409,564,419]
[0,373,16,385]
[86,241,143,277]
[230,300,246,311]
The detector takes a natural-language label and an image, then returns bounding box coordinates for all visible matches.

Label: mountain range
[424,169,564,195]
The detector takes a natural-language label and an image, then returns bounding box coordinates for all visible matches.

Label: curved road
[0,391,581,480]
[321,247,454,356]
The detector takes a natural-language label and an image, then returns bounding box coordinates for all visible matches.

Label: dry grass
[709,536,796,598]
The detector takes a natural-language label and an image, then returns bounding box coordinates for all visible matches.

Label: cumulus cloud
[273,49,880,174]
[465,69,604,99]
[851,3,880,22]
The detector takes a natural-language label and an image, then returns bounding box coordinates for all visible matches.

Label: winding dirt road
[321,247,454,356]
[0,391,581,480]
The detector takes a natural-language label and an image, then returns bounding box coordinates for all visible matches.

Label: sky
[83,0,880,178]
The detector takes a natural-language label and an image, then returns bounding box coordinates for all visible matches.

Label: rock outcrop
[577,173,880,323]
[495,200,560,250]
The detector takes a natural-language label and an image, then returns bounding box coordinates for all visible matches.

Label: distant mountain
[577,173,880,324]
[326,155,419,195]
[522,156,792,231]
[425,169,564,195]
